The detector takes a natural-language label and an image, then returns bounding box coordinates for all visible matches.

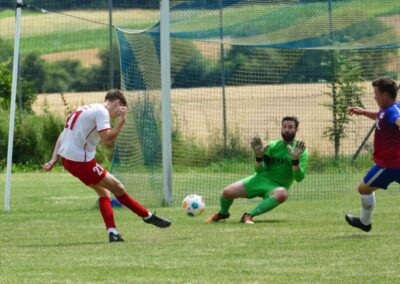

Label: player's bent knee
[222,189,233,199]
[358,182,375,195]
[273,188,288,203]
[109,179,126,196]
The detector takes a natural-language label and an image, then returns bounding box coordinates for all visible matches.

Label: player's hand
[348,107,364,116]
[286,141,306,160]
[119,106,127,122]
[120,106,127,117]
[42,159,57,171]
[251,136,268,158]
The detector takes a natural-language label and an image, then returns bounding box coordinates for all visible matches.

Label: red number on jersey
[65,110,83,130]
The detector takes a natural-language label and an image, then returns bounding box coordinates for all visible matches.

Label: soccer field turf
[1,173,400,283]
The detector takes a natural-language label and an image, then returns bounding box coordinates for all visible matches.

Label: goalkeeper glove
[251,137,267,161]
[286,141,306,162]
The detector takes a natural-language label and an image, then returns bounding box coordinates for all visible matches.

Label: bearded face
[281,120,297,142]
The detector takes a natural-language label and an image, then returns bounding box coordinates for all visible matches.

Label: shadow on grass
[18,241,109,248]
[328,233,381,240]
[205,219,287,225]
[254,219,287,224]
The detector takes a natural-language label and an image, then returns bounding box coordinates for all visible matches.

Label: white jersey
[58,103,111,162]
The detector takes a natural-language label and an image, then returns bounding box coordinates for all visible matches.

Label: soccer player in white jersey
[43,90,171,242]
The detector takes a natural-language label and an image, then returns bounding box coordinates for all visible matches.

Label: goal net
[112,0,400,206]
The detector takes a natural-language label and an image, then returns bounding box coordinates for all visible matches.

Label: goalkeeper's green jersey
[254,139,308,189]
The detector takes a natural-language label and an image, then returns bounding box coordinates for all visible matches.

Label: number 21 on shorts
[92,164,104,176]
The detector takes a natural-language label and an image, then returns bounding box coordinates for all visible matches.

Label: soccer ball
[182,194,205,217]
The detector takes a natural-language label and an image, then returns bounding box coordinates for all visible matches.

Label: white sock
[143,212,152,220]
[107,228,119,235]
[360,193,375,225]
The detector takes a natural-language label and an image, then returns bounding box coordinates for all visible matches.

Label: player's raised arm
[98,106,127,146]
[348,107,378,120]
[287,141,307,182]
[251,136,268,169]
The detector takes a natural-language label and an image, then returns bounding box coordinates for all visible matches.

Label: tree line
[0,0,162,9]
[0,30,397,167]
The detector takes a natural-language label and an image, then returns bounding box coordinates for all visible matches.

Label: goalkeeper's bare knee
[272,188,288,203]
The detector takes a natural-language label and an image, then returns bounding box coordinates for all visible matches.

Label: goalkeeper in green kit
[207,116,308,224]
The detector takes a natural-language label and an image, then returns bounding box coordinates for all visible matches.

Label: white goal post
[4,0,23,213]
[160,0,173,205]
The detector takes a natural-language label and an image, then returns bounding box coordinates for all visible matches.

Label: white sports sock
[107,228,119,235]
[360,192,375,225]
[143,212,152,220]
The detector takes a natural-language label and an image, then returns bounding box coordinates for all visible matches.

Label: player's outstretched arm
[42,131,63,171]
[348,107,378,120]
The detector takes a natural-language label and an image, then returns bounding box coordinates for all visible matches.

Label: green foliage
[17,46,119,93]
[0,109,8,169]
[225,46,292,84]
[359,49,399,80]
[13,118,43,165]
[40,113,65,156]
[0,62,12,109]
[323,50,365,158]
[172,122,249,167]
[0,1,159,9]
[0,61,37,112]
[209,128,249,161]
[0,110,64,170]
[0,38,12,62]
[307,150,373,174]
[96,43,121,89]
[170,39,218,88]
[20,53,47,92]
[172,127,211,167]
[42,59,84,93]
[95,144,114,168]
[132,97,162,167]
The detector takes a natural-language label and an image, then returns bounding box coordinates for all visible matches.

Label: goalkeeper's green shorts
[241,174,283,199]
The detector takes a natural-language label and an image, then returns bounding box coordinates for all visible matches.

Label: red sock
[116,193,149,218]
[99,197,116,229]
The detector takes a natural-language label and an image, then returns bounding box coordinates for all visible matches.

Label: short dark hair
[372,77,398,99]
[282,116,299,128]
[104,89,127,106]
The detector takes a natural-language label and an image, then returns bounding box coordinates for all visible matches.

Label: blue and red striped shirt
[373,101,400,168]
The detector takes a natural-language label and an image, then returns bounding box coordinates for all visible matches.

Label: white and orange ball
[182,194,205,217]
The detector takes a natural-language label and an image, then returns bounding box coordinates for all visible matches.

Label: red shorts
[61,157,107,186]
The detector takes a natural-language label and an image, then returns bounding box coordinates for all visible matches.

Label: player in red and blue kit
[345,77,400,232]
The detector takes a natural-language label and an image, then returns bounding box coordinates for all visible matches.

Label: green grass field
[1,173,400,283]
[1,8,158,55]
